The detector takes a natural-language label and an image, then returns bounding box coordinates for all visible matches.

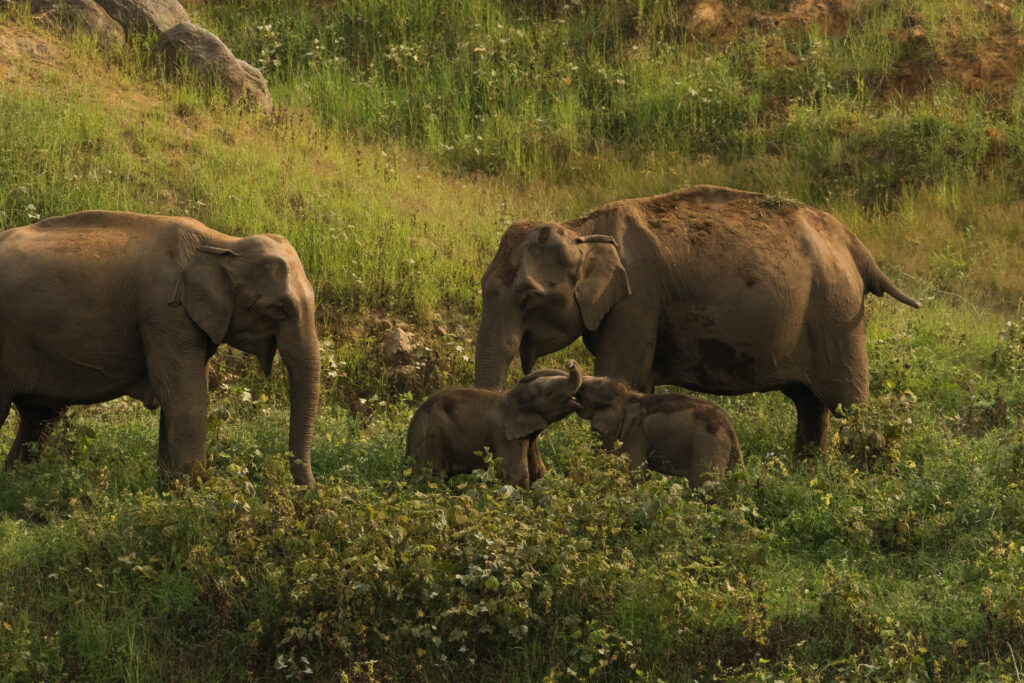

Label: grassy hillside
[3,0,1024,679]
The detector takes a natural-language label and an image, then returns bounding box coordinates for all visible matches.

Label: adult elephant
[475,185,920,457]
[0,210,320,485]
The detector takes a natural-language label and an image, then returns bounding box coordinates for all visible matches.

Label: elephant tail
[851,241,921,308]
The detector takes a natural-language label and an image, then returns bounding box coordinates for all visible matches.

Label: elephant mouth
[519,332,537,374]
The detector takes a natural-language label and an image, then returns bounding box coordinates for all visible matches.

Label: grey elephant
[475,185,920,458]
[407,361,582,488]
[575,376,742,487]
[0,210,320,485]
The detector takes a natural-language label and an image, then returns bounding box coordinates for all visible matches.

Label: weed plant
[3,0,1024,679]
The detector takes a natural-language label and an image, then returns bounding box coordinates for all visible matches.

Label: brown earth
[0,24,61,80]
[692,0,1023,106]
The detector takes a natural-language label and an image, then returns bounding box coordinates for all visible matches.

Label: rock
[94,0,188,35]
[382,326,415,365]
[0,29,59,64]
[155,22,272,113]
[389,364,420,391]
[236,57,273,114]
[31,0,125,45]
[687,1,724,37]
[897,23,926,44]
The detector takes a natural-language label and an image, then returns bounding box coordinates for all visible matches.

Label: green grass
[4,0,1024,678]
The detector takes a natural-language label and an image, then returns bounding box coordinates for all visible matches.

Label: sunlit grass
[3,0,1024,678]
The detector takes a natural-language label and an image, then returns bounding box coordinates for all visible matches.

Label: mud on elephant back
[474,185,920,458]
[0,210,321,486]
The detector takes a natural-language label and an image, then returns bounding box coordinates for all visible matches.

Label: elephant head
[575,376,636,444]
[504,360,584,440]
[475,223,630,390]
[175,234,321,485]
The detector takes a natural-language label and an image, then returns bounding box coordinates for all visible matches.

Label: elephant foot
[783,385,829,459]
[4,404,65,468]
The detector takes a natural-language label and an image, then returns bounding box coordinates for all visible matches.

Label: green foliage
[4,0,1024,679]
[182,0,1024,205]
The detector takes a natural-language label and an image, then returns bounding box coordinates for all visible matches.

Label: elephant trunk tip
[290,459,315,486]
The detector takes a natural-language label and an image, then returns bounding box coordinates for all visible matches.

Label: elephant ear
[504,401,549,441]
[173,246,238,344]
[574,236,631,332]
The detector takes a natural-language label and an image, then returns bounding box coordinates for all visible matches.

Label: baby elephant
[407,361,583,488]
[575,376,742,487]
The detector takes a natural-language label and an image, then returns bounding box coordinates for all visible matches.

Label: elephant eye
[267,302,289,320]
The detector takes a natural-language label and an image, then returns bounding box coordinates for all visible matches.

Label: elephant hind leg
[782,384,829,459]
[0,395,11,462]
[4,403,66,469]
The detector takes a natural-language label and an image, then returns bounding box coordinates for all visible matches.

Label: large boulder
[236,57,273,115]
[94,0,188,34]
[155,22,272,113]
[31,0,125,45]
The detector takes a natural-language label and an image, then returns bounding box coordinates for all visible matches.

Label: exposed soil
[686,0,861,41]
[0,24,60,80]
[693,0,1024,106]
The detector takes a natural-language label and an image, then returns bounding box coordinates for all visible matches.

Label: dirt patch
[687,0,861,42]
[888,17,1023,103]
[0,25,62,80]
[753,0,859,35]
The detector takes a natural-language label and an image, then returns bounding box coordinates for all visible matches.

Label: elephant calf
[407,361,582,488]
[575,376,742,487]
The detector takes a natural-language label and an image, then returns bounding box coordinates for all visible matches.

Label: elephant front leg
[782,384,829,458]
[526,437,546,482]
[148,351,211,485]
[617,434,651,483]
[4,404,65,469]
[156,400,209,484]
[497,441,531,489]
[589,311,658,391]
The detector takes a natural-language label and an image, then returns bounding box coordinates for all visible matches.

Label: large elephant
[475,185,920,456]
[0,210,320,484]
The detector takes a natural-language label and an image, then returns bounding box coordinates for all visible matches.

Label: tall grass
[3,0,1024,678]
[183,0,1024,204]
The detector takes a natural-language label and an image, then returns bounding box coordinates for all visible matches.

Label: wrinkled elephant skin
[408,361,582,488]
[0,211,320,485]
[475,185,920,456]
[575,375,742,487]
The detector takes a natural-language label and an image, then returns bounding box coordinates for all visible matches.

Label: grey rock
[236,57,272,114]
[155,22,272,113]
[94,0,187,34]
[382,327,416,365]
[31,0,125,45]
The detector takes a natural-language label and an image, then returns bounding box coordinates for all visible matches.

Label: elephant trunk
[278,324,320,486]
[566,360,583,393]
[474,305,520,390]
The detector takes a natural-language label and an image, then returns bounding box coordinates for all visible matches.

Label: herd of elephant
[0,185,920,488]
